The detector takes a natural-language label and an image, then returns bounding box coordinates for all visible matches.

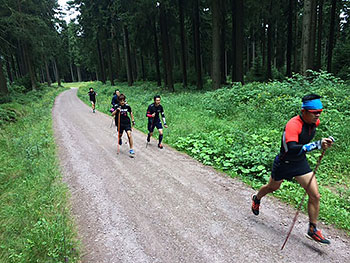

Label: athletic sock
[309,222,317,231]
[253,195,261,203]
[159,134,163,144]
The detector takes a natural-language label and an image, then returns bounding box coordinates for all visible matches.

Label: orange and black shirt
[280,115,320,162]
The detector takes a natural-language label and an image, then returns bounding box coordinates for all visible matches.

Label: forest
[1,1,350,262]
[0,0,350,94]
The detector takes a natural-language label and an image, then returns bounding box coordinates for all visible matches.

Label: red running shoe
[251,194,260,215]
[307,228,331,244]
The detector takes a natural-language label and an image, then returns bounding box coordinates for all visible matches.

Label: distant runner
[88,88,97,113]
[112,94,135,155]
[111,89,120,107]
[146,95,168,149]
[251,94,333,244]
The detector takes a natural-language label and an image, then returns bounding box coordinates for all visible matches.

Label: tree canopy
[1,0,350,94]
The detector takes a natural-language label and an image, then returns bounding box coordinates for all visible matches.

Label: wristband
[302,140,321,152]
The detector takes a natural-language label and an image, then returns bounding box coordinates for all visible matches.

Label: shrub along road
[53,88,349,262]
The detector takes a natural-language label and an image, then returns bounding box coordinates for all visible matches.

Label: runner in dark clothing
[251,94,334,244]
[111,89,120,107]
[88,88,97,113]
[112,94,135,155]
[146,95,168,149]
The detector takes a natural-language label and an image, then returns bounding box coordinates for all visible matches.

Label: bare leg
[295,172,320,225]
[256,177,283,200]
[127,130,133,149]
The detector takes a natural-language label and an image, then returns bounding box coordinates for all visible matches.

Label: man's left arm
[129,106,135,126]
[161,106,168,128]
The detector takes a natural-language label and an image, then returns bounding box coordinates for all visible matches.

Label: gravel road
[53,88,349,263]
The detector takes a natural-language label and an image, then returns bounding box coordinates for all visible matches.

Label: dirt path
[53,88,349,263]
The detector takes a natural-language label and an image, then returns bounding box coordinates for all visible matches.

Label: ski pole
[281,136,334,250]
[117,111,121,154]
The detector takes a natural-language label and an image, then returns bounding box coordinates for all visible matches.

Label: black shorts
[148,120,162,132]
[271,155,312,181]
[90,99,96,104]
[117,123,131,134]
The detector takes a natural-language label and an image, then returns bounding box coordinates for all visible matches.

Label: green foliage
[0,86,79,263]
[77,71,350,231]
[12,76,33,92]
[0,103,24,126]
[175,130,276,183]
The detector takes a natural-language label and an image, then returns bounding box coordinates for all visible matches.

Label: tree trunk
[220,3,227,84]
[273,25,277,68]
[70,63,75,82]
[0,56,8,95]
[141,52,146,81]
[327,0,337,72]
[11,55,19,79]
[5,56,13,84]
[252,40,256,62]
[106,40,115,86]
[24,44,36,90]
[52,60,58,82]
[15,52,23,77]
[193,0,202,89]
[286,0,293,77]
[77,66,82,82]
[276,21,285,70]
[45,60,52,86]
[247,38,250,71]
[53,59,61,86]
[96,38,106,83]
[152,19,162,87]
[301,0,316,74]
[178,0,187,88]
[293,2,299,72]
[310,0,317,70]
[232,0,244,84]
[159,3,174,91]
[262,21,266,70]
[267,20,273,79]
[132,47,138,81]
[212,0,222,89]
[111,26,121,80]
[40,67,45,83]
[315,0,323,71]
[123,24,133,86]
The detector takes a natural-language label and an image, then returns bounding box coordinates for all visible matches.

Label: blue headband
[301,99,323,110]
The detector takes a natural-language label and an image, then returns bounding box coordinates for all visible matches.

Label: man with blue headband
[251,93,334,244]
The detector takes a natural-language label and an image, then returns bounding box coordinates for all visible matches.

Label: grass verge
[0,86,79,262]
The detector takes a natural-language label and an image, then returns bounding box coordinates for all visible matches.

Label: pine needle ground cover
[77,71,350,232]
[0,86,79,263]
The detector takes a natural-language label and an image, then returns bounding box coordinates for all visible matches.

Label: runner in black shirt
[112,94,135,155]
[88,88,97,113]
[251,94,334,244]
[111,89,120,107]
[146,95,168,149]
